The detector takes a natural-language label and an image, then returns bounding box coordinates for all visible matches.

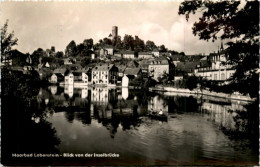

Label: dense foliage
[179,0,259,97]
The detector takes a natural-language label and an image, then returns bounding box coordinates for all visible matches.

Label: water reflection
[30,85,260,164]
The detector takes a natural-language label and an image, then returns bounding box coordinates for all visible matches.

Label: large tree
[65,40,77,57]
[179,0,259,97]
[1,20,18,57]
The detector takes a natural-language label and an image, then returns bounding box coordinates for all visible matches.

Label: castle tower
[112,26,118,39]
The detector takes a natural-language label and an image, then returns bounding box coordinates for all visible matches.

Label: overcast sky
[1,1,224,55]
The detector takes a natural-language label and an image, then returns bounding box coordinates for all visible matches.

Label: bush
[186,76,198,90]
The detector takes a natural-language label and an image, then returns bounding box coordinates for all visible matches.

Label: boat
[148,111,168,121]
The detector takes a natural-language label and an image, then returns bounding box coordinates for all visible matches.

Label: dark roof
[199,60,211,68]
[116,65,127,73]
[171,54,184,61]
[138,52,153,55]
[127,60,139,68]
[149,56,169,65]
[124,68,141,76]
[53,68,68,74]
[52,73,64,81]
[121,51,134,54]
[92,64,115,72]
[72,72,82,76]
[176,61,200,73]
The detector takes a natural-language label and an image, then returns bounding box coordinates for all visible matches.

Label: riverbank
[149,87,255,102]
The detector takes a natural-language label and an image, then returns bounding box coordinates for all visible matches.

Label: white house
[152,49,160,57]
[122,74,129,87]
[194,51,235,81]
[122,51,135,59]
[92,64,118,85]
[50,73,64,83]
[138,52,153,59]
[148,57,169,81]
[65,73,74,85]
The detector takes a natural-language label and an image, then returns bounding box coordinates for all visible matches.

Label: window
[214,74,217,80]
[221,73,225,80]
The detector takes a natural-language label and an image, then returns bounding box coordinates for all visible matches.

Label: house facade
[92,64,118,85]
[50,73,64,83]
[122,51,135,59]
[194,51,235,81]
[148,57,169,81]
[152,49,160,57]
[138,52,153,59]
[65,73,74,85]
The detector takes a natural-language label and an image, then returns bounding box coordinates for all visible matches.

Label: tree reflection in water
[221,98,259,152]
[2,68,60,165]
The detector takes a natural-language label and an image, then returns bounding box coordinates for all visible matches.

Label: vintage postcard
[1,0,259,166]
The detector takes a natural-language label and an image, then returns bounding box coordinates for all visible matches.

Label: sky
[1,1,225,55]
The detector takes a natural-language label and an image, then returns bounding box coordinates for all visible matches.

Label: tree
[65,40,77,57]
[31,48,47,65]
[83,38,93,50]
[159,45,167,52]
[133,36,145,52]
[55,51,64,58]
[186,76,198,90]
[1,20,18,57]
[179,1,259,97]
[145,40,157,51]
[122,34,134,50]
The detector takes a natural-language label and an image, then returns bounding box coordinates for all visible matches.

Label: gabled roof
[121,51,134,54]
[52,73,64,81]
[53,68,68,74]
[171,54,184,61]
[176,61,200,72]
[124,68,141,76]
[149,56,169,65]
[138,52,153,55]
[72,72,82,76]
[92,64,115,71]
[199,60,211,68]
[127,60,139,68]
[116,65,127,73]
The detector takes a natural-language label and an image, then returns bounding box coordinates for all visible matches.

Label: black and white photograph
[1,0,259,166]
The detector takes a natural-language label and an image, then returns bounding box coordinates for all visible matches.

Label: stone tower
[112,26,118,39]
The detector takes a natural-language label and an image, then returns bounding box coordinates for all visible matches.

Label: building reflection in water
[37,86,250,139]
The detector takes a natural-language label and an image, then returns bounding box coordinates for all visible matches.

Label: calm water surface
[36,86,258,165]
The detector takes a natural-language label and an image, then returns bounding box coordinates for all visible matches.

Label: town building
[65,72,74,85]
[139,59,151,78]
[152,48,160,57]
[124,68,142,80]
[122,75,129,87]
[116,64,127,81]
[176,61,200,76]
[92,64,118,85]
[148,57,169,81]
[122,51,135,59]
[114,52,122,58]
[53,68,69,76]
[138,52,154,59]
[72,71,88,86]
[100,45,114,58]
[194,51,235,81]
[50,73,64,83]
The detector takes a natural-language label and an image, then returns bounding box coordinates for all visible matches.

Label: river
[3,85,258,165]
